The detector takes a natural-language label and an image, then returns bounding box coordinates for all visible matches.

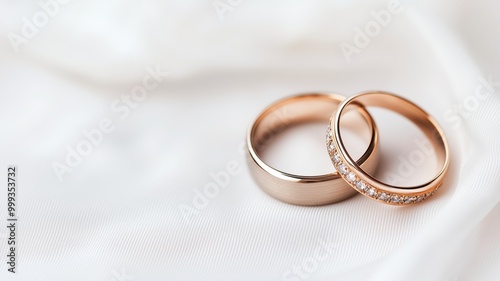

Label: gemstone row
[326,127,434,205]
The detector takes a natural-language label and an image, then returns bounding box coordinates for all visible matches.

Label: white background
[0,0,499,280]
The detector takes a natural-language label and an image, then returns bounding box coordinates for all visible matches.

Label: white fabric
[1,0,499,280]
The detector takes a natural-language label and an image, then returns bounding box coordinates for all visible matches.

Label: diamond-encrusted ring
[247,93,379,206]
[327,91,450,206]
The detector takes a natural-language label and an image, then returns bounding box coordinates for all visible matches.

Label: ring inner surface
[339,93,447,189]
[252,95,373,176]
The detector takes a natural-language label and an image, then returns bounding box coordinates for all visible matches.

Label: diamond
[404,197,416,204]
[332,152,341,164]
[378,192,389,201]
[326,129,333,141]
[416,196,424,203]
[337,163,348,175]
[347,172,357,182]
[356,181,367,191]
[328,142,335,152]
[390,195,400,203]
[366,187,376,197]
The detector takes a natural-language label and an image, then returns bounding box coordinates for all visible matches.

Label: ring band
[327,91,450,205]
[247,93,379,206]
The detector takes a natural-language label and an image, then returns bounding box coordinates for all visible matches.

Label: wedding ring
[327,91,450,205]
[247,93,379,206]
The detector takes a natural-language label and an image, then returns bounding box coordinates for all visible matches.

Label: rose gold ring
[327,91,450,206]
[247,93,379,206]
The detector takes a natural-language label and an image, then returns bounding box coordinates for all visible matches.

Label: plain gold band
[247,93,379,206]
[328,91,450,205]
